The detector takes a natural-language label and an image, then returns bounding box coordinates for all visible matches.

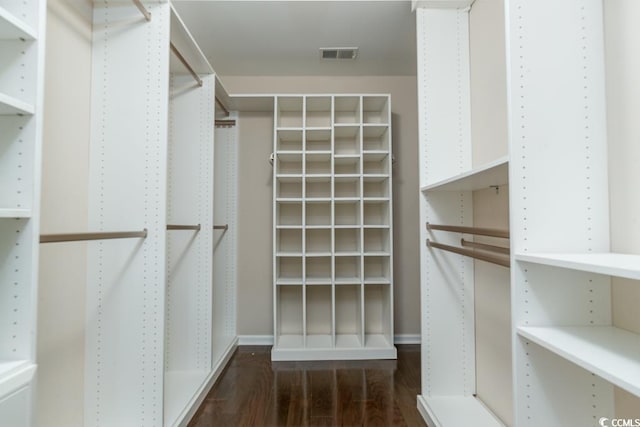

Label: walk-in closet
[0,0,638,425]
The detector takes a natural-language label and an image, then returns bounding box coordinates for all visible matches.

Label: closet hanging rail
[167,224,201,231]
[461,238,510,255]
[215,119,235,127]
[426,222,510,239]
[170,42,203,87]
[215,98,230,117]
[213,224,229,230]
[427,240,510,268]
[40,229,148,244]
[132,0,151,21]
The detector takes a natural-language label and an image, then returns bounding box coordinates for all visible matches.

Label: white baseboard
[394,334,421,344]
[238,334,421,346]
[238,335,274,345]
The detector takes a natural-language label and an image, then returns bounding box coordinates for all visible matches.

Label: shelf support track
[170,42,203,87]
[427,222,510,239]
[132,0,151,21]
[40,229,148,243]
[167,224,201,231]
[427,240,510,268]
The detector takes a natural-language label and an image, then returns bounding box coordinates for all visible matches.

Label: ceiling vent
[320,47,358,60]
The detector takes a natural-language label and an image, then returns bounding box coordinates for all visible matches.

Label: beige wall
[604,0,640,417]
[221,76,420,337]
[469,0,512,424]
[38,0,92,425]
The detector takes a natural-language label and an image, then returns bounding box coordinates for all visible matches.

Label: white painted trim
[394,334,421,344]
[238,335,275,346]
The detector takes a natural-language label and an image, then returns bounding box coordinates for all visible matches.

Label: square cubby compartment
[335,256,361,283]
[363,176,389,198]
[363,201,389,226]
[276,256,303,283]
[335,201,360,226]
[335,176,360,199]
[335,285,362,348]
[277,96,303,128]
[306,202,331,226]
[335,228,360,254]
[306,256,331,283]
[276,153,302,174]
[306,96,331,128]
[306,285,332,348]
[362,96,390,124]
[306,129,331,151]
[334,126,360,155]
[277,177,302,199]
[364,228,390,253]
[305,152,331,175]
[277,129,303,151]
[306,228,331,255]
[276,286,303,347]
[364,256,390,282]
[277,229,302,254]
[363,126,389,151]
[277,202,302,226]
[334,155,360,175]
[306,176,330,199]
[334,96,361,124]
[363,152,390,175]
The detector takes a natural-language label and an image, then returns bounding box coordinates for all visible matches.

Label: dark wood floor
[189,345,427,427]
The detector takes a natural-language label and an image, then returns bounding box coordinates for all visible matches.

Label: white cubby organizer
[415,0,639,425]
[272,95,396,361]
[0,0,45,424]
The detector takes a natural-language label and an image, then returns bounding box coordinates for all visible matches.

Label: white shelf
[0,6,36,39]
[277,334,304,348]
[335,276,361,285]
[421,156,509,192]
[335,334,362,348]
[518,326,640,397]
[417,395,505,427]
[306,277,331,285]
[364,251,391,257]
[0,92,34,116]
[276,198,303,203]
[335,251,361,257]
[306,335,332,348]
[364,277,391,285]
[0,209,31,218]
[515,252,640,280]
[276,251,303,257]
[0,360,35,398]
[364,334,391,348]
[276,278,303,286]
[305,251,332,258]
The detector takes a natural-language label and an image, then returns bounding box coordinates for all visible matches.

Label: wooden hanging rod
[216,97,230,117]
[40,229,148,244]
[427,240,510,268]
[170,42,203,87]
[461,239,510,255]
[426,223,510,239]
[213,224,229,230]
[132,0,151,21]
[167,224,201,231]
[215,119,236,127]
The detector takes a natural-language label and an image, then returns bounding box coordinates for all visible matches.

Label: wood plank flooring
[189,345,426,427]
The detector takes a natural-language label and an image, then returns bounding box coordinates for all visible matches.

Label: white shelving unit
[0,0,45,424]
[272,94,396,361]
[85,2,237,426]
[416,0,640,425]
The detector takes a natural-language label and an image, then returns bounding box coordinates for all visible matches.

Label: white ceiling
[172,1,417,76]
